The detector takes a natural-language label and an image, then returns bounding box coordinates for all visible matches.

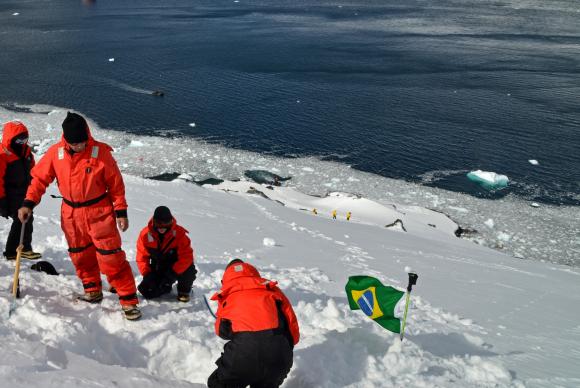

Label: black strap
[68,243,93,253]
[96,247,122,256]
[62,192,108,208]
[118,293,137,301]
[83,281,101,290]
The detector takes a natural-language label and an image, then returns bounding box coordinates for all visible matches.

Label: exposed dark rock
[247,187,270,200]
[147,172,180,181]
[454,226,478,238]
[195,178,224,186]
[385,219,407,232]
[244,170,291,186]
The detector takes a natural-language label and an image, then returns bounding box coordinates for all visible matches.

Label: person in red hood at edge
[18,112,141,321]
[0,121,41,261]
[136,205,197,302]
[208,259,300,388]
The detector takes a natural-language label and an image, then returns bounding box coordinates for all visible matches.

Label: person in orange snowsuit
[136,206,197,302]
[208,259,300,388]
[18,112,141,320]
[0,121,41,261]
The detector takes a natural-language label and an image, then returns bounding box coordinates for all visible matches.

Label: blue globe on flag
[357,290,374,316]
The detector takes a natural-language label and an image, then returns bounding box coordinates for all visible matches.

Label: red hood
[212,261,278,300]
[2,121,29,154]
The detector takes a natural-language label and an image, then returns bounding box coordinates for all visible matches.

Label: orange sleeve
[102,147,128,212]
[276,289,300,345]
[25,147,56,206]
[135,229,151,276]
[172,228,194,275]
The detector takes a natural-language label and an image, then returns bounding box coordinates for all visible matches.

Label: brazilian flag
[345,275,405,333]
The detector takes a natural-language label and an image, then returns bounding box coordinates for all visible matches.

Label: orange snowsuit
[23,127,137,305]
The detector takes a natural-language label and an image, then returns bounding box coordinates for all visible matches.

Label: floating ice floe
[108,58,115,62]
[189,122,196,127]
[129,140,146,147]
[13,12,19,16]
[530,202,540,208]
[467,170,509,190]
[484,218,495,229]
[528,159,539,165]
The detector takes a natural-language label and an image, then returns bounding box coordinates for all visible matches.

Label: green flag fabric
[345,275,405,333]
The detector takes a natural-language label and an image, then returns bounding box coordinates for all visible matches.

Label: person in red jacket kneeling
[136,206,197,302]
[208,259,300,388]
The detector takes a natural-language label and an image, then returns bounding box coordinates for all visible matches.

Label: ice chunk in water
[467,170,509,190]
[528,159,539,165]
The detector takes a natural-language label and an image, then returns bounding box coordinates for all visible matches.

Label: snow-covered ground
[1,107,579,387]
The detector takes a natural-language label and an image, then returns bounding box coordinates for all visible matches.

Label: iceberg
[467,170,509,190]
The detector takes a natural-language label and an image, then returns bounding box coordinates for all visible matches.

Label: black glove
[138,273,164,299]
[158,270,177,294]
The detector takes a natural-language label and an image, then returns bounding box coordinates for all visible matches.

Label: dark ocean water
[1,0,579,205]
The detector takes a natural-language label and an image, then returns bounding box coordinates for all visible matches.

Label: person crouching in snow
[1,121,41,261]
[136,206,197,302]
[18,112,141,321]
[208,259,300,388]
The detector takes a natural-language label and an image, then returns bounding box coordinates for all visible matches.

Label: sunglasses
[154,220,172,227]
[14,137,28,145]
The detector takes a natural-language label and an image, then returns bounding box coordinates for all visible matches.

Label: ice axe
[9,218,27,317]
[399,272,418,341]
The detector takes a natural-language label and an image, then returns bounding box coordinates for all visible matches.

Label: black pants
[138,264,197,299]
[3,212,33,257]
[207,331,293,388]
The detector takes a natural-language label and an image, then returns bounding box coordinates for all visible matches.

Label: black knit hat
[153,206,173,223]
[62,112,89,144]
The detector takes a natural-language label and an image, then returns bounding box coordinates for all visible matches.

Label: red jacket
[0,121,35,200]
[211,262,300,345]
[136,217,194,276]
[24,126,127,212]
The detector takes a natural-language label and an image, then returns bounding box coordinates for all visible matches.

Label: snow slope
[1,173,579,387]
[1,105,579,268]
